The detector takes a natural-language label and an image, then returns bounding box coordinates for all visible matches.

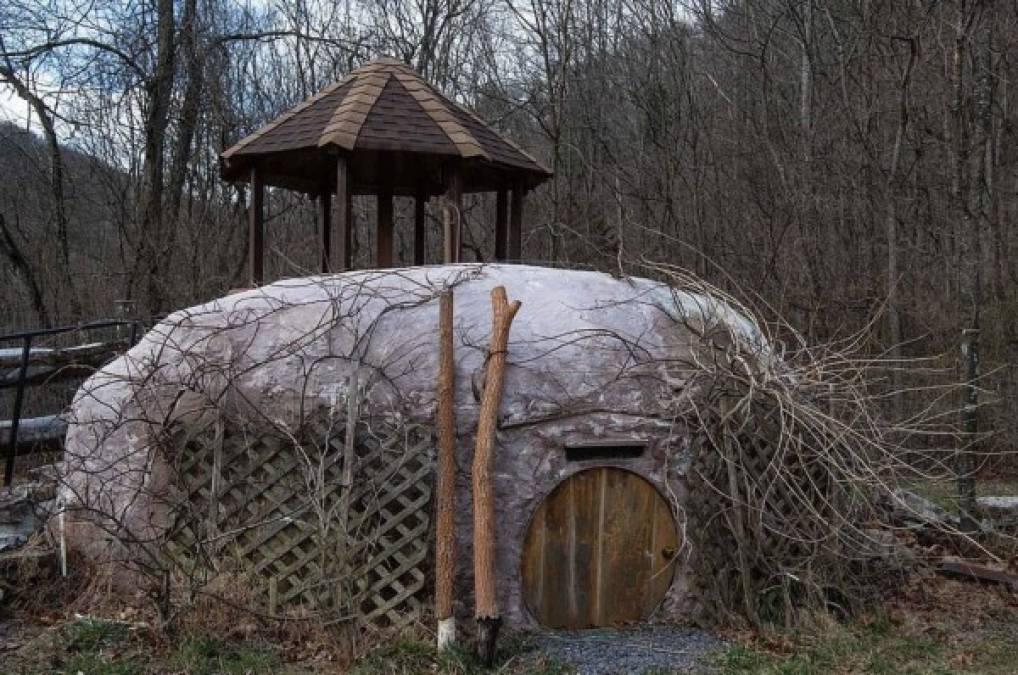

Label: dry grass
[714,576,1018,674]
[0,557,354,673]
[1,554,565,674]
[5,551,1018,674]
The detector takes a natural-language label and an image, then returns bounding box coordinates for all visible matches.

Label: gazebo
[220,58,552,285]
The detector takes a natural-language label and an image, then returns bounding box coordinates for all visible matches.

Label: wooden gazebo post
[444,166,463,264]
[414,190,427,265]
[333,156,352,271]
[249,165,264,286]
[494,187,508,262]
[377,182,394,267]
[508,180,526,262]
[319,190,331,273]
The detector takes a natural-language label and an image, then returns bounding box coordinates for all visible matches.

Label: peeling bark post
[472,286,521,666]
[435,290,457,648]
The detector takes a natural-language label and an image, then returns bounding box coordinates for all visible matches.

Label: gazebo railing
[1,320,142,486]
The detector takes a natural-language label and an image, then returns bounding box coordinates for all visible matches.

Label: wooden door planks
[520,467,678,629]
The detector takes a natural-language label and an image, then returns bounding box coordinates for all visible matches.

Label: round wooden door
[521,467,678,628]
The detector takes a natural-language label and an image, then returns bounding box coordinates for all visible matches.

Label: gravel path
[528,625,725,674]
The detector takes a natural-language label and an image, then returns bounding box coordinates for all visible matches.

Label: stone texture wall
[467,411,693,626]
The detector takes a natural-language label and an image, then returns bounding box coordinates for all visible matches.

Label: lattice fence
[162,408,435,629]
[685,400,845,625]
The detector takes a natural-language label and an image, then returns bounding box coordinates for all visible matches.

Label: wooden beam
[494,187,508,262]
[334,156,352,271]
[414,190,427,266]
[444,167,463,264]
[343,191,353,271]
[508,183,525,262]
[248,165,264,285]
[377,184,394,268]
[319,190,332,273]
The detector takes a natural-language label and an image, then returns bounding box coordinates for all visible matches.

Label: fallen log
[938,559,1018,589]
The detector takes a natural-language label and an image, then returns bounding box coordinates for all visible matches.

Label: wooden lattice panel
[685,403,841,622]
[164,412,435,629]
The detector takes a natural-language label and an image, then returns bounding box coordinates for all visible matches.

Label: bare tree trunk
[959,327,980,530]
[953,1,985,530]
[472,286,521,667]
[0,213,51,327]
[435,290,457,648]
[133,0,176,314]
[166,0,202,228]
[799,0,812,147]
[884,36,918,411]
[0,62,80,319]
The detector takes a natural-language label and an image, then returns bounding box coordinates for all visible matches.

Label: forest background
[1,0,1015,456]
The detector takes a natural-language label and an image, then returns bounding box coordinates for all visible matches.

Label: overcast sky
[0,87,30,128]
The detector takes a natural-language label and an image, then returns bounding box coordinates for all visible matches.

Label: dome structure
[60,264,767,629]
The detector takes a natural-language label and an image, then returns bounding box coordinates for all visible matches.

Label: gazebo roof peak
[349,56,414,72]
[220,57,550,194]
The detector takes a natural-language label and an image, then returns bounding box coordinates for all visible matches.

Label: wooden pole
[343,191,353,271]
[435,290,457,648]
[472,286,521,666]
[508,183,525,262]
[494,188,508,262]
[444,168,463,264]
[958,327,980,530]
[334,156,351,271]
[268,577,278,617]
[319,190,332,273]
[248,165,264,285]
[336,359,360,610]
[414,190,427,266]
[377,185,394,268]
[721,396,759,627]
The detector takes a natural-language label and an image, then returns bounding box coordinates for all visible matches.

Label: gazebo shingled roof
[221,57,550,197]
[220,58,550,285]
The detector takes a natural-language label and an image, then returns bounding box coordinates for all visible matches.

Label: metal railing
[1,320,142,486]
